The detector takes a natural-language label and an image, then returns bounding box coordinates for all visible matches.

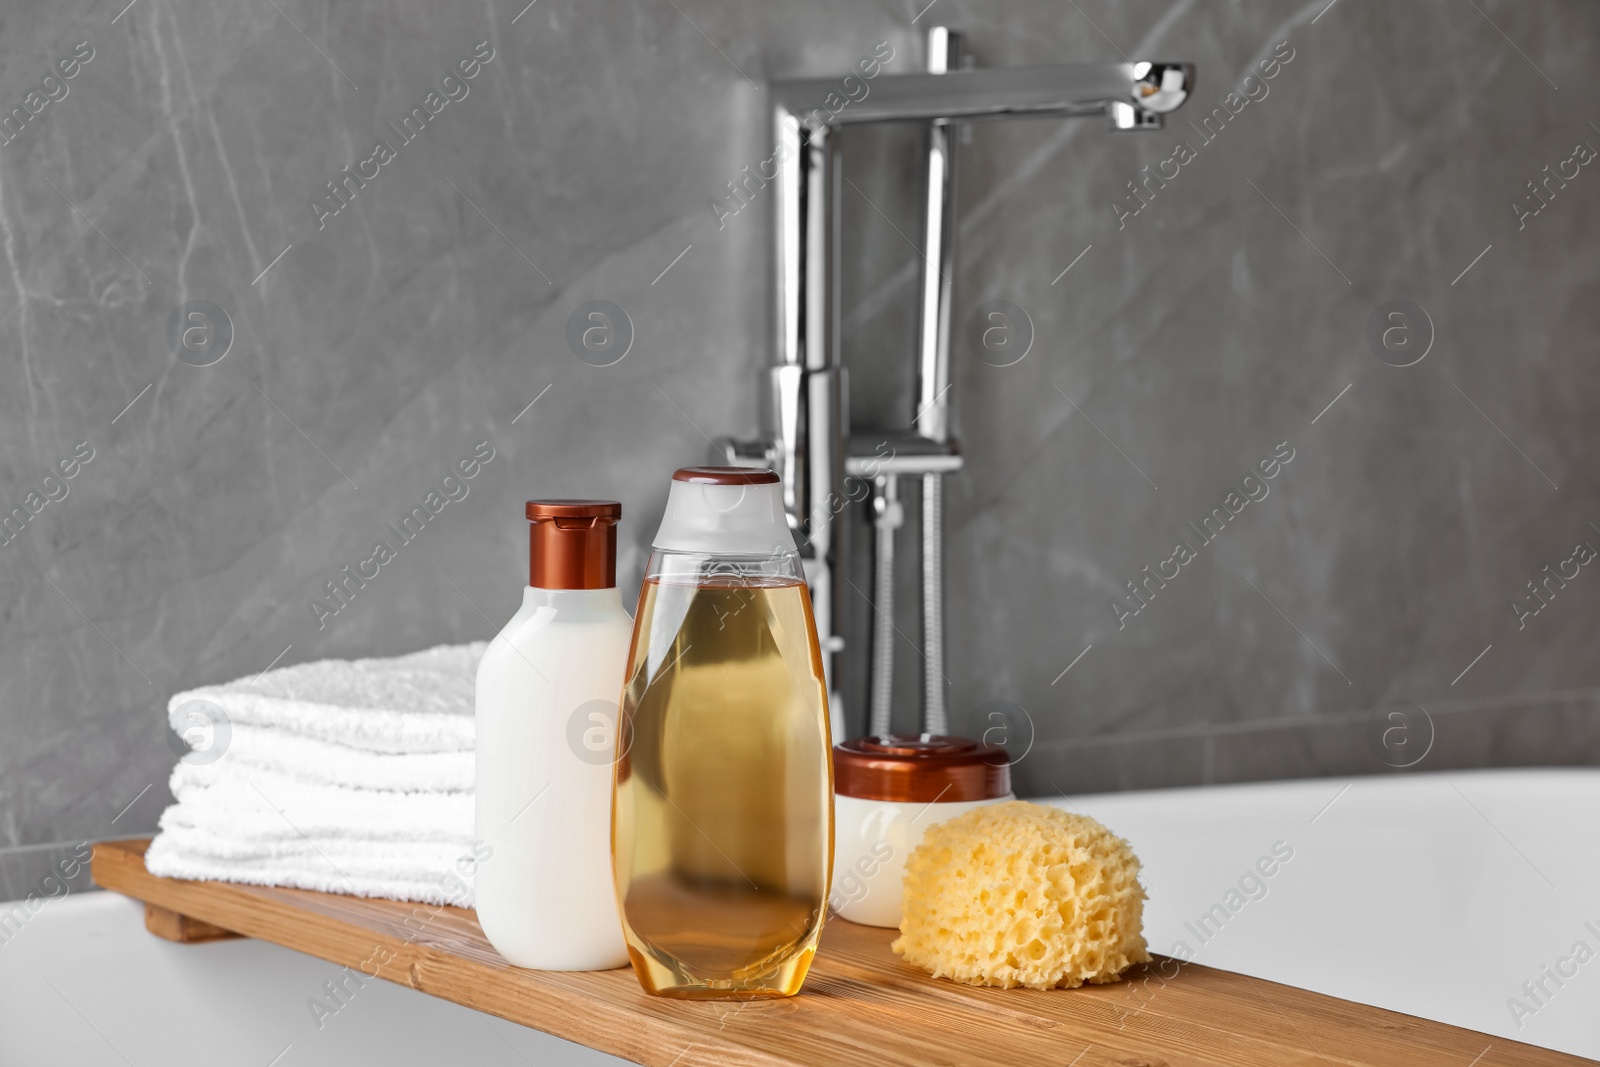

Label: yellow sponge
[891,800,1150,989]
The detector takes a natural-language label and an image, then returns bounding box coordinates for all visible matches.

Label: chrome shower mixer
[719,28,1194,740]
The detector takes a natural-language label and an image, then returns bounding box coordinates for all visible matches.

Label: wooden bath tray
[93,839,1574,1067]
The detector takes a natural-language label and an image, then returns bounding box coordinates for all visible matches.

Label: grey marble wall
[1,0,1596,893]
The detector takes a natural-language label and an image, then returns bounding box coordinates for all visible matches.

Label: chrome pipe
[772,109,848,705]
[915,27,960,444]
[915,27,961,737]
[868,472,902,738]
[921,474,947,735]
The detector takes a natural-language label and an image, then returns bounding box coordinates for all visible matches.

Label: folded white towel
[148,641,487,906]
[163,762,472,843]
[148,759,478,905]
[168,641,485,754]
[220,724,474,793]
[146,826,479,907]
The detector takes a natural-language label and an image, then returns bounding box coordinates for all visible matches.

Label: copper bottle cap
[833,735,1011,803]
[672,466,780,486]
[525,500,620,590]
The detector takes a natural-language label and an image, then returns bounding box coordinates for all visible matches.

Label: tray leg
[143,903,241,943]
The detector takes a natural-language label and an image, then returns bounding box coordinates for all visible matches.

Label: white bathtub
[1044,767,1600,1061]
[0,768,1593,1064]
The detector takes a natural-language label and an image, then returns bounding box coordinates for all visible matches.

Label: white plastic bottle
[474,500,631,970]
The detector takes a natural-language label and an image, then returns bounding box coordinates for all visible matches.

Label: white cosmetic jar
[829,735,1013,928]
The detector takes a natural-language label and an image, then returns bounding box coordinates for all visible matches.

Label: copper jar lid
[833,735,1010,803]
[525,500,620,590]
[672,466,780,486]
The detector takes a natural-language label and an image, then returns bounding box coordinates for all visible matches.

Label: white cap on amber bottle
[653,467,799,556]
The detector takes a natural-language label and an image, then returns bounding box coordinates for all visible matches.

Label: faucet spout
[773,61,1194,128]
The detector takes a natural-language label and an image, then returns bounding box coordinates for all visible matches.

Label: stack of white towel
[145,642,485,907]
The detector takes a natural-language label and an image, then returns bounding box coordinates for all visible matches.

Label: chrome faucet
[719,29,1194,740]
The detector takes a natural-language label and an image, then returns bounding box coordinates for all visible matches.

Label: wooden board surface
[92,839,1574,1067]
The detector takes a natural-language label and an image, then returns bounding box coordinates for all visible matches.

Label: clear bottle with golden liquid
[612,466,833,998]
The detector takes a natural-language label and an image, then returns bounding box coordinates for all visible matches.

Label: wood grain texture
[92,840,1575,1067]
[142,902,241,943]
